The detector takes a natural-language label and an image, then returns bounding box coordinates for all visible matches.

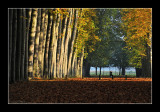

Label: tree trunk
[20,9,26,81]
[64,9,73,77]
[33,9,41,77]
[16,9,22,81]
[59,14,68,78]
[96,66,97,75]
[41,9,49,78]
[48,9,57,79]
[83,59,91,77]
[44,11,53,79]
[136,68,142,77]
[56,14,62,78]
[52,13,60,78]
[38,9,45,78]
[99,66,101,80]
[25,9,32,80]
[71,40,78,77]
[11,9,17,83]
[68,9,79,77]
[79,47,84,78]
[141,42,151,77]
[9,9,13,83]
[122,66,125,75]
[28,9,38,78]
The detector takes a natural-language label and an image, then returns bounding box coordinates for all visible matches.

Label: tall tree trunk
[44,11,53,79]
[59,14,68,78]
[52,13,60,78]
[20,9,26,81]
[67,9,78,76]
[25,9,32,80]
[28,9,38,78]
[48,9,57,79]
[9,9,13,83]
[11,9,17,83]
[41,9,48,78]
[56,15,62,78]
[16,9,22,81]
[38,9,45,78]
[33,9,41,77]
[64,9,73,77]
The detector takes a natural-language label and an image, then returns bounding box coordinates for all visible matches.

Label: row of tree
[9,8,99,83]
[83,8,152,77]
[9,8,152,83]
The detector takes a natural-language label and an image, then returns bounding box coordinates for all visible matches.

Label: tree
[16,9,23,81]
[121,8,152,77]
[20,9,27,80]
[9,9,13,83]
[9,8,100,83]
[33,9,41,77]
[38,9,45,78]
[28,9,38,78]
[25,9,32,80]
[85,8,125,77]
[43,10,53,79]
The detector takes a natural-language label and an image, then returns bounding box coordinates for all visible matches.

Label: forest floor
[9,78,152,103]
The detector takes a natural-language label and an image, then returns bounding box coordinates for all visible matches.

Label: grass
[90,71,136,77]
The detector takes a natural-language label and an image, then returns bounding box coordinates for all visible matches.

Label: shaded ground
[9,78,151,103]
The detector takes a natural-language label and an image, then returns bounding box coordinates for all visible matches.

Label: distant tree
[121,8,152,77]
[85,8,125,77]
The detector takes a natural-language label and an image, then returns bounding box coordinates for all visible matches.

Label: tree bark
[44,11,53,79]
[64,9,73,77]
[9,9,13,83]
[79,47,84,78]
[59,14,68,78]
[141,42,151,77]
[52,13,60,78]
[11,9,17,83]
[28,9,38,78]
[38,9,45,78]
[122,66,125,75]
[67,9,78,76]
[33,9,41,77]
[16,9,22,81]
[48,9,57,79]
[83,59,91,77]
[25,9,32,80]
[20,9,26,81]
[41,9,49,78]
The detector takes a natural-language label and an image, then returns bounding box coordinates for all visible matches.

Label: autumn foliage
[9,78,151,103]
[121,8,152,68]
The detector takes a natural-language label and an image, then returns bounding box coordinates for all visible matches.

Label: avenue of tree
[9,8,152,83]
